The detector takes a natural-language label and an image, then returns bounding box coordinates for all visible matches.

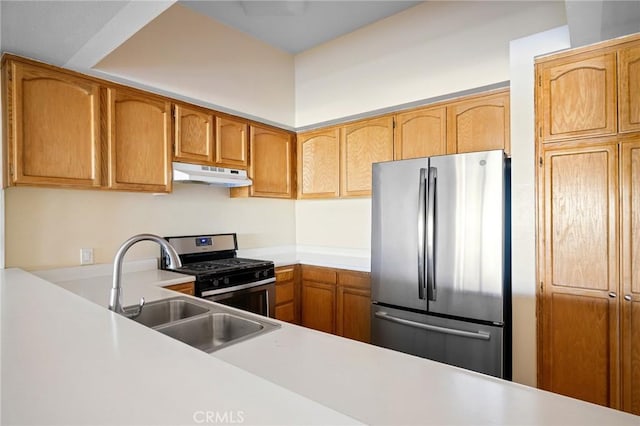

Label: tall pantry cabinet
[535,33,640,414]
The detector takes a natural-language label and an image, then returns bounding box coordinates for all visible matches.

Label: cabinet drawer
[338,270,370,290]
[275,281,295,304]
[302,266,337,284]
[276,267,295,282]
[163,282,195,295]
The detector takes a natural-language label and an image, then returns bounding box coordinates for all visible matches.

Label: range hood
[172,162,252,187]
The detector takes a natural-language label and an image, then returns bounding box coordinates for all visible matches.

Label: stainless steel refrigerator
[371,149,511,379]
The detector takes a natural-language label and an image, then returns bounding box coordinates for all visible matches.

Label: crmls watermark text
[193,410,245,424]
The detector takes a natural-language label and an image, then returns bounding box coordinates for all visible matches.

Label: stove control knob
[254,271,261,279]
[263,270,269,277]
[224,277,230,285]
[213,279,219,287]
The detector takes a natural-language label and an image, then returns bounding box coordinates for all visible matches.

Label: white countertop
[3,265,639,425]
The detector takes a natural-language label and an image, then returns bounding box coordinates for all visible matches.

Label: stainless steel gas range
[160,233,275,318]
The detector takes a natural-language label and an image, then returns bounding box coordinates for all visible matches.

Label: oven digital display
[196,237,212,247]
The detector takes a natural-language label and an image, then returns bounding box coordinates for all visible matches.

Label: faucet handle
[125,297,145,319]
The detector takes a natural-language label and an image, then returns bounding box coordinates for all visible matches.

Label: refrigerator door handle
[375,311,491,340]
[426,166,437,301]
[418,168,428,300]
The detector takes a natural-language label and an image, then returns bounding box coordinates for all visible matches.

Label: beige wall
[95,4,296,127]
[5,184,295,270]
[294,1,566,127]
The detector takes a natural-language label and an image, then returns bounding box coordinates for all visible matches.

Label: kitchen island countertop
[2,266,639,425]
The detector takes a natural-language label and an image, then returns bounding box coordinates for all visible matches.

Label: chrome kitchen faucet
[109,233,182,318]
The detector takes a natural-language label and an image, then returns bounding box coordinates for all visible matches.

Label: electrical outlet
[80,248,94,265]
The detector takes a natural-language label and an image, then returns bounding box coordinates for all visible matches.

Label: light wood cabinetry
[336,270,371,343]
[5,60,101,188]
[538,141,619,408]
[446,90,510,154]
[394,107,446,160]
[621,138,640,415]
[106,88,172,192]
[301,266,337,334]
[537,51,617,142]
[536,33,640,415]
[297,127,340,198]
[300,265,371,343]
[618,41,640,134]
[341,116,394,197]
[216,116,248,168]
[164,282,195,296]
[247,124,295,198]
[174,104,214,165]
[275,265,299,324]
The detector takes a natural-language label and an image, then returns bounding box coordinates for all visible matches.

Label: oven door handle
[200,277,275,297]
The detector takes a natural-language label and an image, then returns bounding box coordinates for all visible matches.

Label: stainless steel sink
[155,312,278,352]
[128,298,209,328]
[124,296,280,352]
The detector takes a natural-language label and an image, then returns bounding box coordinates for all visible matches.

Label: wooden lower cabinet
[275,265,299,324]
[163,281,195,296]
[301,265,371,343]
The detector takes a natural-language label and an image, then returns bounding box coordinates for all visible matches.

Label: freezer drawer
[371,304,504,378]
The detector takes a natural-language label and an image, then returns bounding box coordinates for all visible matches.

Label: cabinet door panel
[249,125,294,198]
[341,116,393,197]
[275,302,295,323]
[216,117,247,168]
[447,91,510,154]
[621,140,640,415]
[538,53,617,142]
[394,107,446,160]
[108,89,171,192]
[540,142,619,408]
[298,128,340,198]
[174,104,213,164]
[336,286,371,343]
[10,61,100,187]
[619,43,640,133]
[301,281,335,334]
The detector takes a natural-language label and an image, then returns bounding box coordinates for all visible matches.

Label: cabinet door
[341,116,393,197]
[301,280,336,334]
[394,107,446,160]
[275,266,298,324]
[537,52,617,142]
[8,61,101,187]
[336,270,371,343]
[539,141,619,408]
[447,90,510,154]
[621,139,640,415]
[298,127,340,198]
[249,125,295,198]
[107,88,172,192]
[619,43,640,134]
[174,104,214,164]
[216,116,248,168]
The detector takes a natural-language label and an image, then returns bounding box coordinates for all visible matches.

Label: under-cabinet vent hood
[172,162,252,187]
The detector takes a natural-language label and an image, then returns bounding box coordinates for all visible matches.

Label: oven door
[201,278,275,318]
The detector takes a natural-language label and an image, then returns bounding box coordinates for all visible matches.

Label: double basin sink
[125,296,280,353]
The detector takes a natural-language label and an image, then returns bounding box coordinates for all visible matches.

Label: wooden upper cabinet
[297,127,340,199]
[394,106,446,160]
[249,125,294,198]
[537,52,617,142]
[621,139,640,415]
[619,42,640,134]
[341,116,393,197]
[447,90,510,155]
[7,60,101,187]
[539,141,619,408]
[174,104,214,164]
[106,88,172,192]
[216,116,248,168]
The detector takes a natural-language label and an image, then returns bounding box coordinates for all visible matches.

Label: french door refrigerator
[371,149,511,379]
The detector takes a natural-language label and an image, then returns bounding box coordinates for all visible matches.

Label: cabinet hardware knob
[609,292,617,298]
[624,295,632,301]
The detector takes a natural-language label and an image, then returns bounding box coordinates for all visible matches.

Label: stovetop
[176,257,274,276]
